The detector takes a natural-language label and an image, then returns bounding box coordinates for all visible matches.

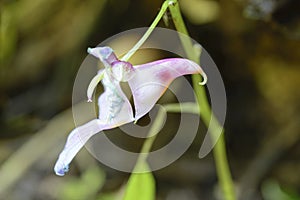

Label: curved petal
[55,73,134,176]
[87,69,105,102]
[54,119,109,176]
[128,58,204,120]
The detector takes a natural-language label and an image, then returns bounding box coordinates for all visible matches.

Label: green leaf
[262,179,300,200]
[123,163,155,200]
[59,166,105,200]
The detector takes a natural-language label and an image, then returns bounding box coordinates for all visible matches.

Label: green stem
[168,1,236,200]
[120,0,170,172]
[164,102,199,114]
[134,107,166,172]
[121,1,170,62]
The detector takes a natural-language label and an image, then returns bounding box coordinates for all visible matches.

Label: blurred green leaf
[123,163,155,200]
[59,166,105,200]
[0,5,17,65]
[262,180,300,200]
[97,193,117,200]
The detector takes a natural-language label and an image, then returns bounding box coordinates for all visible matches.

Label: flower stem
[121,1,170,172]
[168,1,236,200]
[121,1,170,62]
[134,107,166,172]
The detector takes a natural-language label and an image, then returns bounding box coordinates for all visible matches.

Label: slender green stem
[120,1,170,172]
[164,102,199,114]
[121,1,170,62]
[134,107,166,172]
[168,1,236,200]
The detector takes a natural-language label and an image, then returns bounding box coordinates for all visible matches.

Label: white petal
[98,73,134,125]
[54,119,108,176]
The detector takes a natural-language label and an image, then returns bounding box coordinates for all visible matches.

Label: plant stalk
[168,1,236,199]
[123,1,236,199]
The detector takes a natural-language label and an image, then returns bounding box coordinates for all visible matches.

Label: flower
[54,46,206,176]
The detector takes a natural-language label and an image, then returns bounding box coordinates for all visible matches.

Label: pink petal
[128,58,204,120]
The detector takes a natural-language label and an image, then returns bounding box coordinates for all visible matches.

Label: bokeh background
[1,0,300,199]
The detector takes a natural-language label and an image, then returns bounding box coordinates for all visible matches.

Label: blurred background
[0,0,300,199]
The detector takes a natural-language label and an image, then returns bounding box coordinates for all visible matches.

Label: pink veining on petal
[128,58,203,120]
